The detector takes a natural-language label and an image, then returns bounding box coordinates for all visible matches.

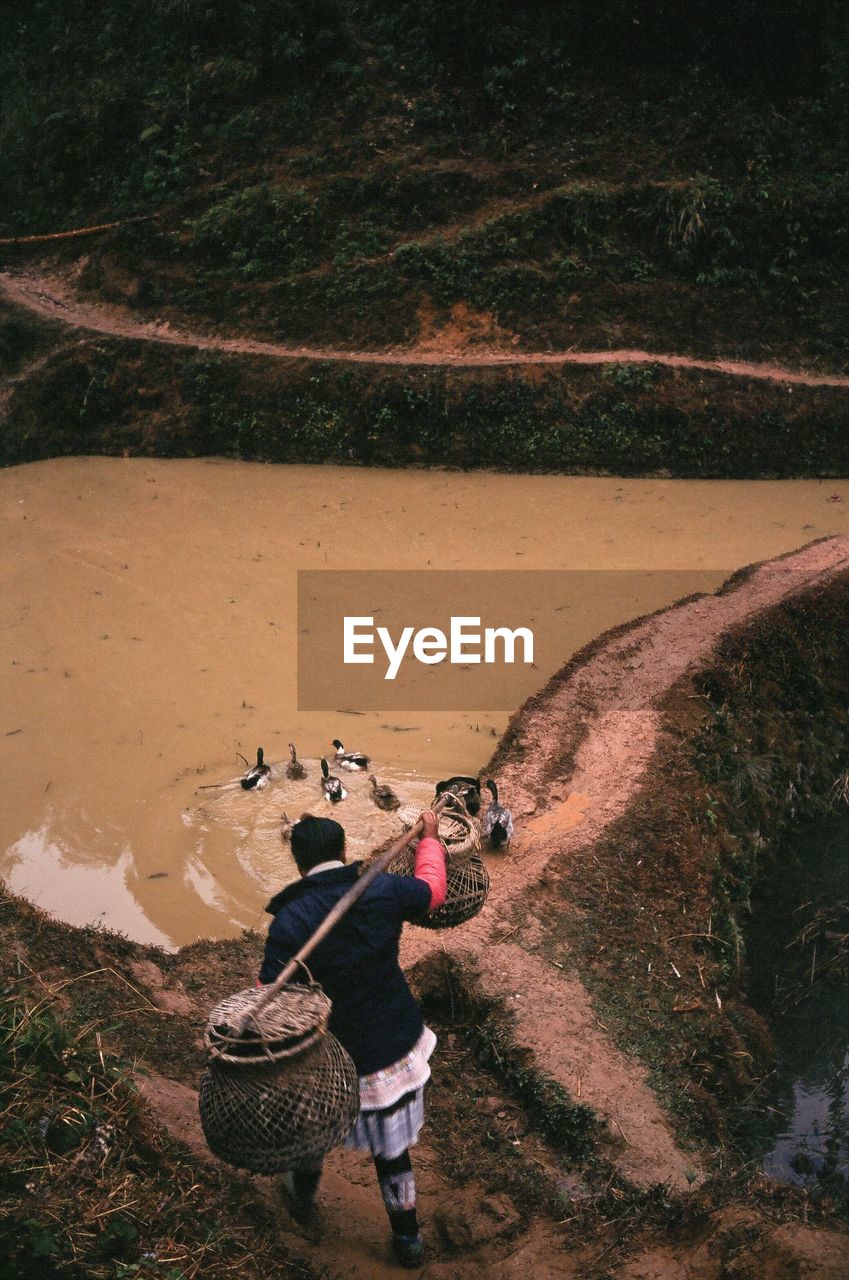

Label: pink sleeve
[414,835,447,911]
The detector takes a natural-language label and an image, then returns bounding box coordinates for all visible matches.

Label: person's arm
[413,810,448,911]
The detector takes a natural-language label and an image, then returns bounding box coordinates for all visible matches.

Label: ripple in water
[184,758,437,896]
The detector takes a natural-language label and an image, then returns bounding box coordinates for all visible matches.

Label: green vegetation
[694,585,849,969]
[1,1,846,378]
[0,901,318,1280]
[0,4,847,473]
[1,1,355,224]
[3,326,848,477]
[3,2,843,230]
[0,988,276,1278]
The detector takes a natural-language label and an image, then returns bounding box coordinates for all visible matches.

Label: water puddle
[1,458,846,947]
[745,814,849,1192]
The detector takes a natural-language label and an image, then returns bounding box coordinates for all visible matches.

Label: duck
[369,774,400,811]
[332,738,370,771]
[435,775,482,817]
[280,811,293,841]
[240,747,271,791]
[321,757,347,803]
[483,779,514,850]
[286,742,307,781]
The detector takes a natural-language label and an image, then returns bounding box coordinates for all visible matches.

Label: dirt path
[133,986,577,1280]
[2,269,848,387]
[401,535,849,1192]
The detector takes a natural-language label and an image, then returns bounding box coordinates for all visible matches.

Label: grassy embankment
[0,919,323,1280]
[522,566,849,1201]
[1,1,847,472]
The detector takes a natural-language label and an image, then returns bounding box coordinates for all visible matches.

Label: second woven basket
[390,800,490,929]
[198,982,359,1173]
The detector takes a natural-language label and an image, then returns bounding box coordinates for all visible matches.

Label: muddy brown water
[1,457,846,947]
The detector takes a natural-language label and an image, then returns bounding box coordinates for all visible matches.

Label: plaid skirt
[343,1086,427,1160]
[343,1026,436,1159]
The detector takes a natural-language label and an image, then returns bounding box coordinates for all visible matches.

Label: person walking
[259,809,447,1267]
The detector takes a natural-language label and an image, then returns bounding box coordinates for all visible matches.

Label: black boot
[390,1229,424,1268]
[279,1166,322,1229]
[375,1151,424,1268]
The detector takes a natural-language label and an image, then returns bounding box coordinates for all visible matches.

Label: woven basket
[386,842,490,929]
[199,979,359,1172]
[199,1032,359,1173]
[397,801,480,859]
[204,982,330,1066]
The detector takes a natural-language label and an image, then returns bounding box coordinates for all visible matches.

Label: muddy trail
[6,537,846,1280]
[137,537,848,1278]
[126,959,576,1280]
[2,269,849,389]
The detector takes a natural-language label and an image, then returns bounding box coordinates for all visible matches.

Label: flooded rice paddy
[1,457,847,947]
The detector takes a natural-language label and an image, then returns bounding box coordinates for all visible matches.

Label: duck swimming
[369,774,400,811]
[280,811,293,841]
[286,742,307,781]
[332,739,370,771]
[240,747,271,791]
[483,779,514,850]
[435,775,482,817]
[321,757,347,803]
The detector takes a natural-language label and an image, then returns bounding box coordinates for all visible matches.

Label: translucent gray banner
[297,569,727,711]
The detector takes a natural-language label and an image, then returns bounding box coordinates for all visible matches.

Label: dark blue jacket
[259,862,431,1076]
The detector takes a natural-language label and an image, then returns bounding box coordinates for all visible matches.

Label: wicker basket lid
[397,801,480,859]
[204,982,331,1065]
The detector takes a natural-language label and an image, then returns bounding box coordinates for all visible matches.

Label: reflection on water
[746,815,849,1192]
[6,823,173,948]
[1,458,847,947]
[6,761,437,949]
[762,1066,849,1188]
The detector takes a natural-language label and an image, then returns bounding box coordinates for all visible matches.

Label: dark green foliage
[1,2,847,473]
[386,178,847,308]
[694,587,849,964]
[82,167,846,365]
[0,0,354,230]
[3,325,849,476]
[187,185,320,277]
[357,1,841,125]
[0,317,45,375]
[2,1,845,231]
